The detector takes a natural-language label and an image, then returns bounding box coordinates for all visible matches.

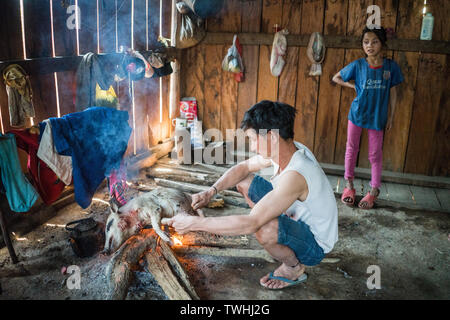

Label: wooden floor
[327,175,450,213]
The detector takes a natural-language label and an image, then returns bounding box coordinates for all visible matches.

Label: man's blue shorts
[248,175,325,266]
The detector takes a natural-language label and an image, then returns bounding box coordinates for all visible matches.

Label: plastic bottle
[420,12,434,40]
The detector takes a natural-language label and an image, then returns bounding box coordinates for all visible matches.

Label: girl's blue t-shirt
[339,58,403,130]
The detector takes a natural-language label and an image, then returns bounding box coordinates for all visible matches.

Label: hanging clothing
[107,162,128,207]
[49,107,132,209]
[37,120,73,186]
[0,133,39,212]
[3,64,35,127]
[75,52,116,111]
[9,129,66,206]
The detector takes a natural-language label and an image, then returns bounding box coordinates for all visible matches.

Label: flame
[172,236,183,246]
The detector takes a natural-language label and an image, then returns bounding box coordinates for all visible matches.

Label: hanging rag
[49,107,132,209]
[270,29,289,77]
[107,162,128,207]
[9,128,66,206]
[75,52,116,111]
[2,64,35,127]
[37,119,73,186]
[0,133,39,212]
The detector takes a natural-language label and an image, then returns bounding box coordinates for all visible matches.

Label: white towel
[37,119,73,185]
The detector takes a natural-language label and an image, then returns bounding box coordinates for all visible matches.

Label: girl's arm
[332,71,355,90]
[386,86,397,131]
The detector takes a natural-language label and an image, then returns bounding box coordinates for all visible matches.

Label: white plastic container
[420,12,434,40]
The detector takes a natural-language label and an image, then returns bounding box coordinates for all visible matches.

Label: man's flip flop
[262,272,308,290]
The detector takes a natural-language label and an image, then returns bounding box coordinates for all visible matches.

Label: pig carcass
[103,187,203,254]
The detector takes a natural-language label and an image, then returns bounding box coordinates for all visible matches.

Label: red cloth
[234,36,244,83]
[8,129,67,205]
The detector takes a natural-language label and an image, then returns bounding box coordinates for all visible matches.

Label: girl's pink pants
[344,120,384,189]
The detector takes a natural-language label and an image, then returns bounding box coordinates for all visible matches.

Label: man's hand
[191,187,216,210]
[161,215,200,234]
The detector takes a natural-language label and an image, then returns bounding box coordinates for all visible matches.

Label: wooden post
[0,207,18,264]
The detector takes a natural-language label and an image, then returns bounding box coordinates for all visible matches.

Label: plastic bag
[306,32,326,76]
[222,35,244,76]
[175,2,206,49]
[270,29,289,77]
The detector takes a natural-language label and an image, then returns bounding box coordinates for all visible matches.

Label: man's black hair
[361,26,387,47]
[240,100,297,140]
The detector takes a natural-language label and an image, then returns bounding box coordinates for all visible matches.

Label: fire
[172,236,183,246]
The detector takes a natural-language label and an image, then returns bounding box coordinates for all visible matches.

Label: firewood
[152,240,200,299]
[145,242,199,300]
[149,165,221,181]
[154,178,248,208]
[106,229,158,300]
[207,198,225,208]
[170,230,250,248]
[154,178,243,198]
[128,139,174,171]
[172,245,276,263]
[156,159,217,175]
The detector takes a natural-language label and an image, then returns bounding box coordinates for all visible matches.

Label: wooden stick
[154,178,243,198]
[154,178,248,207]
[0,207,18,264]
[171,230,250,248]
[172,245,276,263]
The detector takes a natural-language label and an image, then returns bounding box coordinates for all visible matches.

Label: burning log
[106,229,158,300]
[145,240,199,300]
[106,228,200,300]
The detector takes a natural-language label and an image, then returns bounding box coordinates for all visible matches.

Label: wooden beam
[321,163,450,189]
[202,32,450,55]
[0,47,180,75]
[0,207,18,264]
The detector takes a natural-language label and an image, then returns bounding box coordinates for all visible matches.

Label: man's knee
[255,219,278,246]
[236,174,254,197]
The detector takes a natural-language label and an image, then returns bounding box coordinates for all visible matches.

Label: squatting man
[163,100,338,290]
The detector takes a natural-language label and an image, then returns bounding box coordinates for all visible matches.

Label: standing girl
[332,26,403,209]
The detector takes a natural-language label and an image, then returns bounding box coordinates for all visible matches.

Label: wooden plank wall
[180,0,450,177]
[0,0,174,155]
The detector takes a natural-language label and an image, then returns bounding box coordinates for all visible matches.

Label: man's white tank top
[270,141,338,253]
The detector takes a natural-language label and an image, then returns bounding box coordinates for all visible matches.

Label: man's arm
[191,155,273,210]
[163,170,308,236]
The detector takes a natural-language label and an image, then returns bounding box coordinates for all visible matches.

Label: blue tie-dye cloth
[48,107,132,208]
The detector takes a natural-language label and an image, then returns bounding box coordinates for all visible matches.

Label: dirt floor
[0,170,449,300]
